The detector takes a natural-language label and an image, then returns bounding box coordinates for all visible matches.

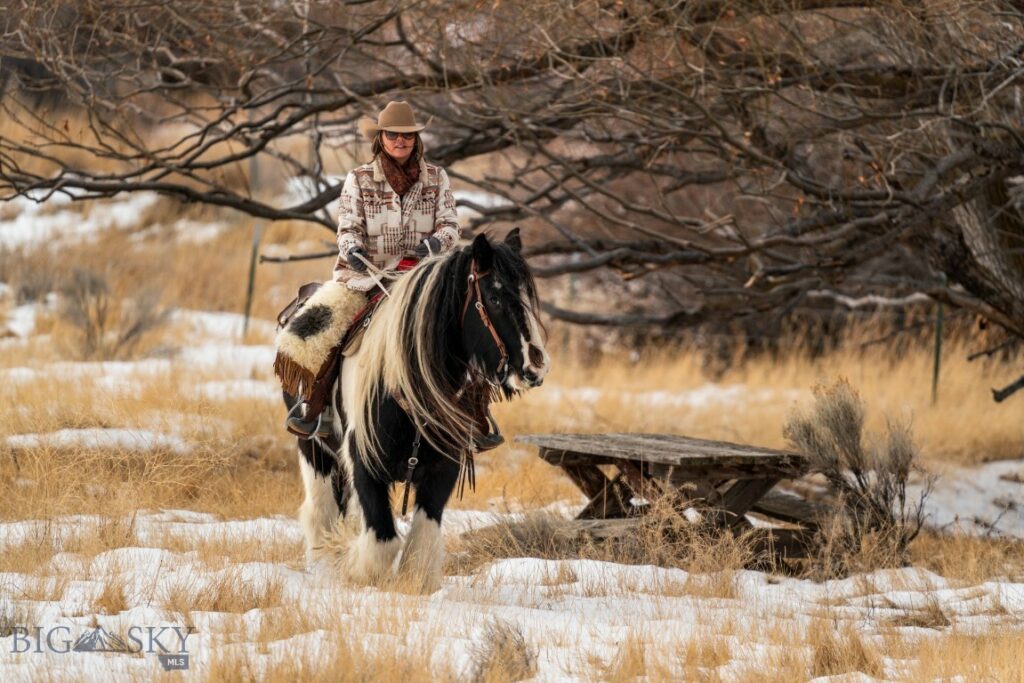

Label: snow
[452,189,514,217]
[1,511,1020,681]
[194,379,280,403]
[279,175,344,207]
[540,383,805,410]
[0,191,161,248]
[171,219,229,244]
[177,344,275,375]
[3,304,38,338]
[915,459,1024,539]
[170,309,276,341]
[4,429,192,455]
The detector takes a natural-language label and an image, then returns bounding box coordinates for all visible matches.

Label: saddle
[276,282,383,356]
[276,277,504,452]
[276,282,387,418]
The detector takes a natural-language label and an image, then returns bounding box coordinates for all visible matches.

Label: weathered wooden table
[516,433,824,537]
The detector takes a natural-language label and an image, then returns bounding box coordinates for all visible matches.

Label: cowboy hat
[358,101,427,140]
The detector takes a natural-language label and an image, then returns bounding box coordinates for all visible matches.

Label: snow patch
[171,309,276,342]
[915,459,1024,538]
[0,191,161,248]
[194,379,280,403]
[5,429,191,455]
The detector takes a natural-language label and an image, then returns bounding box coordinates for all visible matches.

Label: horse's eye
[489,296,502,308]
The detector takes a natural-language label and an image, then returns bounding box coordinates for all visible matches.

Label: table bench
[516,432,826,536]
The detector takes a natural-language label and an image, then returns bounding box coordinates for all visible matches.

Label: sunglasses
[383,131,417,141]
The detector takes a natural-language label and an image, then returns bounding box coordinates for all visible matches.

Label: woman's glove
[414,236,442,259]
[347,247,369,273]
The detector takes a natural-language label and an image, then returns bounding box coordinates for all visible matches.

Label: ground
[1,193,1023,681]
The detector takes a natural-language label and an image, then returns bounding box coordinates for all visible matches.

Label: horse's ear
[504,227,522,253]
[472,233,494,271]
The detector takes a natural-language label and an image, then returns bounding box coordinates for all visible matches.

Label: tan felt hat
[358,101,427,139]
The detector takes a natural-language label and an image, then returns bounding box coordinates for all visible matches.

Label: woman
[281,101,477,440]
[333,100,461,290]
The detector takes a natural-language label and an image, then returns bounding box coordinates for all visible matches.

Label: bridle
[460,259,509,384]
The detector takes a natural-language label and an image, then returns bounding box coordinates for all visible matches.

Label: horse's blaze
[519,288,550,382]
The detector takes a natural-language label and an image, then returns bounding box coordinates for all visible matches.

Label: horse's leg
[344,443,401,584]
[296,436,340,566]
[397,455,460,592]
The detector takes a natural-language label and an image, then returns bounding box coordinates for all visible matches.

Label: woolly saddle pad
[274,281,367,400]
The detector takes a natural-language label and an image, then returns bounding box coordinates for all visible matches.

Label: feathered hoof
[395,510,445,594]
[330,529,401,586]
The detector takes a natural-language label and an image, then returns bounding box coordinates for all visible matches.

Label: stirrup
[472,411,505,451]
[286,405,333,439]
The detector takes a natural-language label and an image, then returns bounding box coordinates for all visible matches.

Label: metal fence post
[243,222,265,339]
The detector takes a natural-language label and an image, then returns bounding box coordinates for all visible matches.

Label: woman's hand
[414,236,441,258]
[347,247,370,272]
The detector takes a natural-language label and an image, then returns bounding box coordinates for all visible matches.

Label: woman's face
[381,131,416,163]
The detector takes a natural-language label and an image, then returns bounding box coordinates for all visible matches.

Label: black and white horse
[287,230,549,591]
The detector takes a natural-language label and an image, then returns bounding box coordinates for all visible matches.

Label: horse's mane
[352,247,482,473]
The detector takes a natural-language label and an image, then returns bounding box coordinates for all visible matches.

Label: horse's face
[463,230,550,393]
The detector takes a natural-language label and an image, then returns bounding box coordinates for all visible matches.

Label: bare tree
[2,1,1022,394]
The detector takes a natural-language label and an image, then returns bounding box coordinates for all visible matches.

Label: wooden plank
[557,460,611,501]
[538,447,630,468]
[553,518,639,542]
[708,477,781,529]
[518,433,806,474]
[548,451,804,480]
[617,460,655,501]
[750,490,831,527]
[749,527,817,560]
[576,473,635,520]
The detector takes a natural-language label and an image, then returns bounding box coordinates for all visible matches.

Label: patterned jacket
[332,155,461,290]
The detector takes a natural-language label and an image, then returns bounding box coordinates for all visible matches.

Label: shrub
[784,379,932,577]
[57,268,169,359]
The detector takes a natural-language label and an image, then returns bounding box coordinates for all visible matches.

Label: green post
[243,222,265,339]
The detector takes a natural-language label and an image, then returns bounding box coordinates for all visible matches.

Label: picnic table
[516,433,828,550]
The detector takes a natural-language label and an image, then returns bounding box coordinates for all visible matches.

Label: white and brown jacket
[332,155,461,290]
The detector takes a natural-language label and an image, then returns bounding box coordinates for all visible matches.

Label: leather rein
[459,259,509,384]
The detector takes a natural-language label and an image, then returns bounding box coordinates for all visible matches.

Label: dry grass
[161,567,284,619]
[469,619,538,683]
[450,500,757,586]
[910,530,1024,583]
[808,620,885,678]
[600,632,650,681]
[153,532,303,569]
[902,630,1024,681]
[93,575,130,616]
[203,634,455,683]
[2,114,1023,683]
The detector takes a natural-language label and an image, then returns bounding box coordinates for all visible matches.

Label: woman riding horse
[280,100,500,449]
[275,101,549,592]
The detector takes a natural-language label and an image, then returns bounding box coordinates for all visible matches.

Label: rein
[398,258,507,513]
[460,260,509,383]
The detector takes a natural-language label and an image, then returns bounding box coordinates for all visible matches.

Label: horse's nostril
[528,345,545,367]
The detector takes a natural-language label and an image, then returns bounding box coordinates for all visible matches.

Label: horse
[284,229,550,591]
